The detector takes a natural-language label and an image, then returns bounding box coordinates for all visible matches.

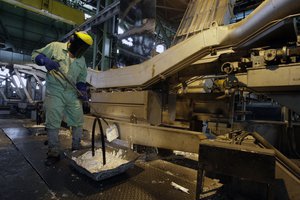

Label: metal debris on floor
[171,181,190,194]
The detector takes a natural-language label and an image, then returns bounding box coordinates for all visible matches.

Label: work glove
[76,82,88,101]
[82,101,90,114]
[35,53,60,71]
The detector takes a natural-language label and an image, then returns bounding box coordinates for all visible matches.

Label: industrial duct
[0,50,32,64]
[87,0,300,89]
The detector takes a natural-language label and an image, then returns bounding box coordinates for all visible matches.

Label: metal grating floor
[0,118,197,200]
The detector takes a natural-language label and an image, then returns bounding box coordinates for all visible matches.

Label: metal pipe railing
[238,131,300,180]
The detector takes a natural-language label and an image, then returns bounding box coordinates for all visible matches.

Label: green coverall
[32,42,87,156]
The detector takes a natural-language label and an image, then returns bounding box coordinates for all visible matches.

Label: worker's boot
[72,126,82,151]
[45,128,60,166]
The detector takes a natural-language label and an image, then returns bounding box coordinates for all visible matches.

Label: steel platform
[0,117,199,200]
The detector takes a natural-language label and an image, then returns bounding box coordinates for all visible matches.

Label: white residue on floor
[80,140,91,147]
[31,124,46,128]
[23,124,45,128]
[72,149,128,173]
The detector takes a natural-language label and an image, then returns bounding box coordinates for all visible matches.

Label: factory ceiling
[0,0,261,60]
[0,0,189,56]
[0,0,76,55]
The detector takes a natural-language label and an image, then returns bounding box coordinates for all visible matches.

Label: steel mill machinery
[84,0,300,198]
[0,0,299,198]
[85,0,300,154]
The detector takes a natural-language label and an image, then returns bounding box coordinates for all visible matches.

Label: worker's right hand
[76,82,88,101]
[35,53,60,71]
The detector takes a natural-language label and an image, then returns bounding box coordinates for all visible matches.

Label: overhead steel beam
[1,0,76,25]
[92,0,101,69]
[59,0,120,42]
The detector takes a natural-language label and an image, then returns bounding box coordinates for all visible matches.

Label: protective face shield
[68,32,93,58]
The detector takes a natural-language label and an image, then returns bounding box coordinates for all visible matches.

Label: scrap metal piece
[171,181,190,194]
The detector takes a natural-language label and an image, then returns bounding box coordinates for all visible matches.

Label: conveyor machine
[85,0,300,153]
[84,0,300,198]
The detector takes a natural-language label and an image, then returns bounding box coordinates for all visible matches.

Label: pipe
[239,131,300,180]
[227,0,300,40]
[88,0,300,89]
[0,50,32,64]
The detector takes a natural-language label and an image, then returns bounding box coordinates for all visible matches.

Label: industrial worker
[32,31,93,166]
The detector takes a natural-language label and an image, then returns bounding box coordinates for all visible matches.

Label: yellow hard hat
[75,31,93,46]
[68,31,93,58]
